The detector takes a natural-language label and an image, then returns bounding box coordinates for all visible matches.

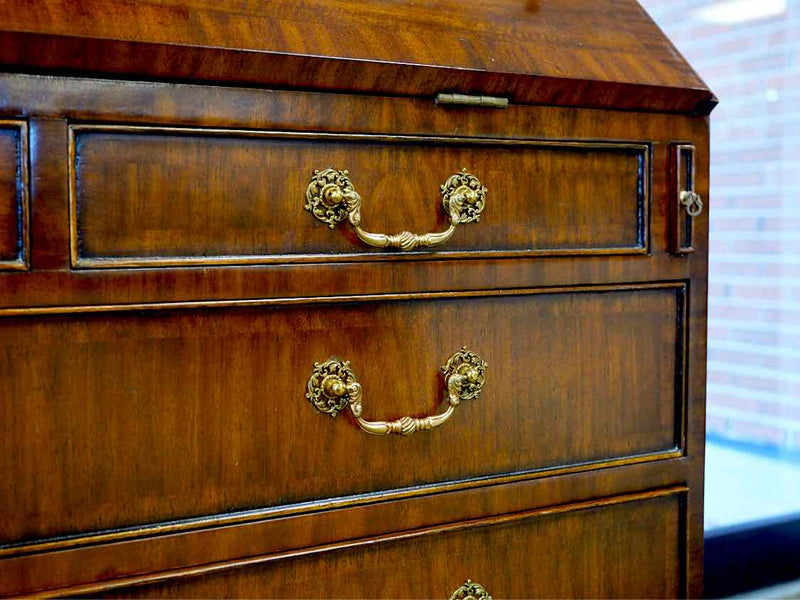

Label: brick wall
[639,0,800,451]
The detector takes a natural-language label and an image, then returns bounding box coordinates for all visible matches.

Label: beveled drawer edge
[0,281,689,559]
[24,486,689,599]
[0,448,682,562]
[67,123,651,269]
[0,280,683,317]
[72,246,651,269]
[0,119,29,272]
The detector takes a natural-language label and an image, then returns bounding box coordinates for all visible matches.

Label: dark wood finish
[0,464,692,596]
[0,1,715,114]
[72,126,647,267]
[0,121,27,270]
[0,2,710,595]
[0,72,711,596]
[0,284,683,547]
[0,73,709,311]
[94,489,686,599]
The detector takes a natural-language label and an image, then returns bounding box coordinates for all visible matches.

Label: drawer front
[98,489,686,599]
[0,283,686,548]
[0,120,27,270]
[70,125,648,268]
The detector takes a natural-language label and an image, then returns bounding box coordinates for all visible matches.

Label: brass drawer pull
[305,168,487,250]
[680,190,703,217]
[449,580,493,600]
[306,347,487,436]
[670,143,702,254]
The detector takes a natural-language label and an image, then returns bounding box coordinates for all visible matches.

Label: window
[640,0,800,594]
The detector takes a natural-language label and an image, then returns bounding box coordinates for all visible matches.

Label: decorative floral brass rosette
[305,358,358,417]
[440,168,487,225]
[304,168,358,228]
[441,346,488,405]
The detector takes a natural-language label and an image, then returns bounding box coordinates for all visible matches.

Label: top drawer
[69,125,649,268]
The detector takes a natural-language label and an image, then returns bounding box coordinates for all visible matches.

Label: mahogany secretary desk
[0,1,714,597]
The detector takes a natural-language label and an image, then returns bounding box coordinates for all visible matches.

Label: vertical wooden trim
[29,118,71,270]
[670,143,697,255]
[68,124,78,268]
[0,119,29,271]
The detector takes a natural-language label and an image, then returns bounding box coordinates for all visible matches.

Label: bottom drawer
[98,488,686,599]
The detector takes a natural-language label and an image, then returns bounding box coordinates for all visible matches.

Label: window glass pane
[640,0,800,531]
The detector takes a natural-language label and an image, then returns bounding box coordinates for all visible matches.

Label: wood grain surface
[0,55,709,597]
[71,126,647,266]
[1,470,693,597]
[0,73,709,310]
[95,489,686,599]
[0,1,715,114]
[0,284,683,547]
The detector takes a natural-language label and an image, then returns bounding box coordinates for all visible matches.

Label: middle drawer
[0,283,685,548]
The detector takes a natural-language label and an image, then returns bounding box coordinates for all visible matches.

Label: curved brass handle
[449,580,493,600]
[306,347,487,436]
[305,168,487,250]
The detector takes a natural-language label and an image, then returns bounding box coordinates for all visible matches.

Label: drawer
[69,124,649,268]
[0,119,27,271]
[97,488,686,599]
[0,283,686,551]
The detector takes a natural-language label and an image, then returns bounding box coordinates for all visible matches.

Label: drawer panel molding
[68,125,651,268]
[0,120,29,271]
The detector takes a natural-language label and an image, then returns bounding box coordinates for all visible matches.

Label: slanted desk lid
[0,0,716,114]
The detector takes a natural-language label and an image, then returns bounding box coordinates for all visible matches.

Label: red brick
[706,414,731,435]
[639,0,800,451]
[709,348,785,370]
[712,394,759,412]
[732,421,787,445]
[729,330,781,346]
[727,373,785,394]
[727,285,783,300]
[769,28,792,46]
[739,53,790,72]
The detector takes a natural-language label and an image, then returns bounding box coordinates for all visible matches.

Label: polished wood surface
[0,67,710,595]
[0,121,26,270]
[0,2,710,593]
[72,126,647,266]
[2,470,692,596]
[0,1,715,114]
[0,284,683,546]
[96,490,685,599]
[0,73,709,309]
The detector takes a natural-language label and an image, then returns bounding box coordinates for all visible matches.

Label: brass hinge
[435,93,509,109]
